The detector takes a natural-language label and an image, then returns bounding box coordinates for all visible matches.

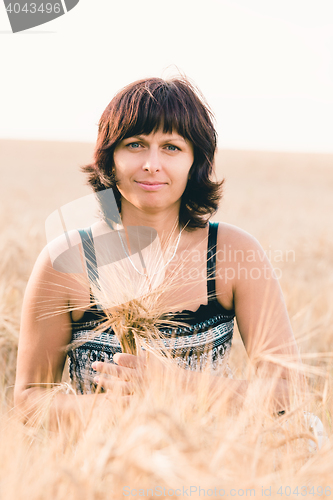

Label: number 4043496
[5,3,61,14]
[277,486,331,496]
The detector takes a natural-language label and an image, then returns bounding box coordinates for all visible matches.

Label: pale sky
[1,0,333,152]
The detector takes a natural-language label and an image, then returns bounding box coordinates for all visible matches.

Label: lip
[135,181,167,191]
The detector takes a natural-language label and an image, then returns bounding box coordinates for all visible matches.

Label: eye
[127,142,142,149]
[165,144,180,152]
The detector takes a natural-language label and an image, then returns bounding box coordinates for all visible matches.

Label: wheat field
[0,140,333,499]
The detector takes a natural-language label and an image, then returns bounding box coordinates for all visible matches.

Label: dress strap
[207,221,219,303]
[79,224,220,305]
[78,228,99,288]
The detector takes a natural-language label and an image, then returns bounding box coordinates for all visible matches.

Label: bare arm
[226,226,300,374]
[217,224,306,409]
[14,243,111,428]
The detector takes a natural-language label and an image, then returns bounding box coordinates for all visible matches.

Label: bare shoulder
[43,228,85,273]
[216,222,266,263]
[212,222,265,311]
[44,220,107,270]
[26,229,88,309]
[214,221,280,308]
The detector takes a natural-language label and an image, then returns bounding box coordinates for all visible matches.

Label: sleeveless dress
[68,222,235,394]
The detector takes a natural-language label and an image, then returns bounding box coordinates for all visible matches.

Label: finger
[95,376,133,395]
[92,361,134,380]
[114,353,146,369]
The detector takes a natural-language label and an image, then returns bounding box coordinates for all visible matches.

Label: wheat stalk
[67,223,202,361]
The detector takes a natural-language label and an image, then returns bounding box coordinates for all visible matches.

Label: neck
[119,199,182,246]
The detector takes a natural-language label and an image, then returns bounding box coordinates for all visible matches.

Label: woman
[14,77,300,422]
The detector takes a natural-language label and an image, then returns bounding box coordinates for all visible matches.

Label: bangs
[114,80,196,142]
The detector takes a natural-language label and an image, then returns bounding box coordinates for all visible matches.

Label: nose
[143,148,161,173]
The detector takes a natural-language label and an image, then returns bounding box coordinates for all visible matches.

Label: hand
[91,352,147,397]
[91,350,170,398]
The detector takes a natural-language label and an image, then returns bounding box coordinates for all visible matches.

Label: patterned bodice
[68,222,235,394]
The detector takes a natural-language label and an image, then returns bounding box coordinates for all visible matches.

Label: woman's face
[113,129,194,215]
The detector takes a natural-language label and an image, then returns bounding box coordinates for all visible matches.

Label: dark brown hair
[82,77,224,229]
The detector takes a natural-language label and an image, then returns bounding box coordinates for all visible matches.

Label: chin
[121,193,181,215]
